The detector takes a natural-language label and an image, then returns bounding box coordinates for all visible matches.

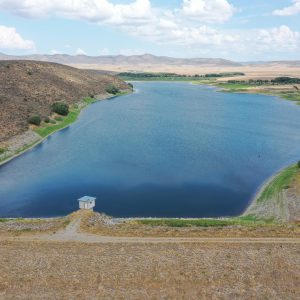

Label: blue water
[1,82,300,218]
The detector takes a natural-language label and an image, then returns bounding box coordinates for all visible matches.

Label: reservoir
[1,82,300,218]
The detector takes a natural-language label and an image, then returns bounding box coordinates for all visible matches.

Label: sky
[0,0,299,61]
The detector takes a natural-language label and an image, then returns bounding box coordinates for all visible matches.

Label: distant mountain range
[0,53,242,67]
[1,53,299,71]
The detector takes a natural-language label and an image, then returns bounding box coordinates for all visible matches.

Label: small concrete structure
[78,196,96,210]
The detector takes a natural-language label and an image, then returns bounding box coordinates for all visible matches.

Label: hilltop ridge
[0,53,241,67]
[1,52,300,68]
[2,53,300,78]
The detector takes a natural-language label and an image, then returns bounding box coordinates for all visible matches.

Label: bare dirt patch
[0,217,69,236]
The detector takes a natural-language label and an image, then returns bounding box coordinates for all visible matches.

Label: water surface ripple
[1,82,300,217]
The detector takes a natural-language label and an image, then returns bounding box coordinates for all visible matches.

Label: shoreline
[203,82,300,104]
[242,164,294,216]
[0,164,297,222]
[127,79,300,104]
[0,82,298,222]
[131,80,300,220]
[0,89,132,167]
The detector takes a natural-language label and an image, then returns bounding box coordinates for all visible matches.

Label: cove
[1,82,300,218]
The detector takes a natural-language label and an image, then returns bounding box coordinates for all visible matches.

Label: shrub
[105,84,120,95]
[28,115,41,126]
[298,161,300,168]
[51,102,69,116]
[27,71,33,76]
[128,82,134,89]
[0,148,7,154]
[49,119,56,124]
[44,117,50,123]
[271,77,300,85]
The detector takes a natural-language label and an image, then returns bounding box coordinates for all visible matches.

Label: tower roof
[78,196,96,202]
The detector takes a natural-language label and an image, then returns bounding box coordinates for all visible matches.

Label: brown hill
[0,60,129,143]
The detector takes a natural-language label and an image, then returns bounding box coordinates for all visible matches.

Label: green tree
[0,148,7,154]
[51,102,69,116]
[28,115,41,126]
[106,84,120,95]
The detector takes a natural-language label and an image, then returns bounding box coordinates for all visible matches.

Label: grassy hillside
[0,60,130,143]
[244,164,300,222]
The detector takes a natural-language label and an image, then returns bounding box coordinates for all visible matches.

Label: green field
[216,83,253,90]
[279,92,300,103]
[0,218,24,223]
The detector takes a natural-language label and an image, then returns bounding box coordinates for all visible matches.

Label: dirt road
[2,218,300,244]
[1,217,300,299]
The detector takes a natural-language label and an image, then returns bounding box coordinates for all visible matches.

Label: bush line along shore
[0,87,132,167]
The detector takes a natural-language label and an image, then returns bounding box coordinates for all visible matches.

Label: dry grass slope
[0,60,129,143]
[0,241,299,299]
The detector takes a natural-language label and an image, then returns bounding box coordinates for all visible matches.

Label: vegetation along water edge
[0,89,132,167]
[120,71,300,104]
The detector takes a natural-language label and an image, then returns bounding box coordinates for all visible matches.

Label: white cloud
[0,0,236,25]
[107,0,153,25]
[75,48,87,55]
[182,0,235,23]
[0,0,153,24]
[127,21,238,48]
[256,25,300,52]
[0,25,34,49]
[273,0,300,16]
[0,1,298,59]
[0,0,239,51]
